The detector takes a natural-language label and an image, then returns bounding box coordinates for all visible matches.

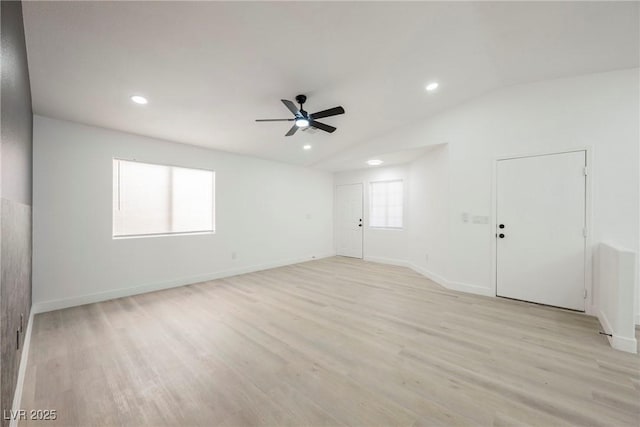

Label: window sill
[113,231,215,240]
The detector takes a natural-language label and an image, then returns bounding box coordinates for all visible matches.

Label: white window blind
[113,159,215,237]
[369,180,403,228]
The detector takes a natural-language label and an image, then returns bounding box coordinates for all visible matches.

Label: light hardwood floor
[20,257,640,426]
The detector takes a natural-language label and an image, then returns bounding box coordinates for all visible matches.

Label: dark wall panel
[0,201,30,423]
[1,1,34,425]
[1,0,33,206]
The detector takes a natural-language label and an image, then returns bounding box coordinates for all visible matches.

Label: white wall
[407,145,450,285]
[32,116,334,311]
[334,166,408,264]
[333,69,639,317]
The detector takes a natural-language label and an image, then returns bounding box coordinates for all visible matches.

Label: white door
[335,184,363,258]
[496,151,586,311]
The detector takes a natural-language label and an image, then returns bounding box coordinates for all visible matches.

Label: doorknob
[499,224,505,229]
[358,224,362,227]
[498,233,505,238]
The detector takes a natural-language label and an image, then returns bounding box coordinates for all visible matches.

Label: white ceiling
[326,145,445,173]
[23,1,639,170]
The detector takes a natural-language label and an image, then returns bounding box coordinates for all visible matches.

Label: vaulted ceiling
[23,1,639,169]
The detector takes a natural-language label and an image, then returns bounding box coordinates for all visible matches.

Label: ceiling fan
[256,94,345,136]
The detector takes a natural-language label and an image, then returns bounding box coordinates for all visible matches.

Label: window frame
[368,179,404,230]
[112,158,216,239]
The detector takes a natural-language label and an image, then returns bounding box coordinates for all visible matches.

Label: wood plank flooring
[19,257,640,426]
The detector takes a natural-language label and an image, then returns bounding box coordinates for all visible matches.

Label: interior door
[335,183,363,258]
[496,151,586,311]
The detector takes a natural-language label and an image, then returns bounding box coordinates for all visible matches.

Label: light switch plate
[472,215,489,224]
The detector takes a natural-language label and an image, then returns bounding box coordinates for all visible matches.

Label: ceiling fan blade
[255,119,295,122]
[285,124,299,136]
[310,106,345,120]
[281,99,300,116]
[310,120,336,133]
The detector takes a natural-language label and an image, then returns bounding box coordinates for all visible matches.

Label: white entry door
[496,151,586,311]
[335,183,363,258]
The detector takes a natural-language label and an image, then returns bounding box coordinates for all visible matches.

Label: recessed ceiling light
[130,95,148,105]
[295,118,310,127]
[367,159,383,166]
[303,144,312,150]
[425,82,439,92]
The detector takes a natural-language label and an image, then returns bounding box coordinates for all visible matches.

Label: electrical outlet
[231,252,237,260]
[425,254,429,263]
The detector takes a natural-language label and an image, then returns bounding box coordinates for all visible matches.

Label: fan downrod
[295,94,307,106]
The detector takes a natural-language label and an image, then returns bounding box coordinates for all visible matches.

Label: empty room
[1,1,639,426]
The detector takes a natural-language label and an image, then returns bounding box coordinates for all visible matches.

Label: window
[113,159,215,238]
[369,180,403,228]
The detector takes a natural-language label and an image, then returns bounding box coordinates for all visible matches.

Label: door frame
[490,147,594,315]
[334,182,364,259]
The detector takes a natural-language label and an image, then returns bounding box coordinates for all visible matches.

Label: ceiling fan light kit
[256,94,345,136]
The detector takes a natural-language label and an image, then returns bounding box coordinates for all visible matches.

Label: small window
[369,180,403,228]
[113,159,215,238]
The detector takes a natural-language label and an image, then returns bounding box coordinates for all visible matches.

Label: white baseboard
[442,280,495,297]
[408,263,448,287]
[610,335,638,354]
[411,263,493,296]
[363,256,410,268]
[32,252,335,314]
[10,310,34,427]
[598,309,638,354]
[363,258,494,298]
